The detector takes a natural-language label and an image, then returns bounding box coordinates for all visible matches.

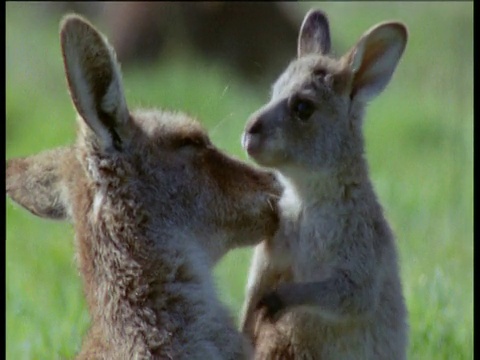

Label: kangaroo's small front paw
[256,291,285,322]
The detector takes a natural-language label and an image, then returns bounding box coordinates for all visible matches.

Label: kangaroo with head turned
[6,14,281,359]
[240,9,408,359]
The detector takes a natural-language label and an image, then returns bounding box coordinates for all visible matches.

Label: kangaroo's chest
[277,196,351,281]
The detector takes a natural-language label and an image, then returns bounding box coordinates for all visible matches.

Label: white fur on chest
[275,183,340,281]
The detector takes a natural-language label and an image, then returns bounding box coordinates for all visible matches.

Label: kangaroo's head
[6,14,280,266]
[242,10,407,179]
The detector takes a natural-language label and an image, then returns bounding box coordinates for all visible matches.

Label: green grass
[6,2,473,359]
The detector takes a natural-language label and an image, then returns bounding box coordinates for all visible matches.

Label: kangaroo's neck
[76,222,210,356]
[278,153,373,207]
[71,176,211,355]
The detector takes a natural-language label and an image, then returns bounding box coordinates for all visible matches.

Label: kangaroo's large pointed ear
[346,21,408,103]
[298,9,331,57]
[60,14,130,152]
[6,147,75,220]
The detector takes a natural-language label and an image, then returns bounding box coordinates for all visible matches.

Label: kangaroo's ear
[298,9,331,57]
[346,21,408,102]
[60,14,130,152]
[6,147,75,220]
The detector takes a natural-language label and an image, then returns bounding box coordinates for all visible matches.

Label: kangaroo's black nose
[246,118,263,135]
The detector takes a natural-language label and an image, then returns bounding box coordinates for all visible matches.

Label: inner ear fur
[346,21,408,102]
[298,9,331,57]
[60,14,130,152]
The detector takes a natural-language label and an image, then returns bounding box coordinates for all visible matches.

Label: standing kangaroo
[6,14,280,359]
[240,10,408,359]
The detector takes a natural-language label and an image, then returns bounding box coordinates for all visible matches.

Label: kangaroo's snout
[242,101,284,160]
[242,115,264,158]
[245,116,264,135]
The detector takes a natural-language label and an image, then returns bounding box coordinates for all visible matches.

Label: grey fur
[240,10,408,360]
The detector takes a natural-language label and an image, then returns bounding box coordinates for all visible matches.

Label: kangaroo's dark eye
[174,135,209,149]
[314,68,327,79]
[291,98,315,122]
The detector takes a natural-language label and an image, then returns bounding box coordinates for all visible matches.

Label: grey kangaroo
[6,14,281,359]
[240,9,408,359]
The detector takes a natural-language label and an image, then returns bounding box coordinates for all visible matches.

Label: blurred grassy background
[6,2,473,359]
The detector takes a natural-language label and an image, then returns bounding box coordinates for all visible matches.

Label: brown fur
[240,10,409,359]
[6,14,281,359]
